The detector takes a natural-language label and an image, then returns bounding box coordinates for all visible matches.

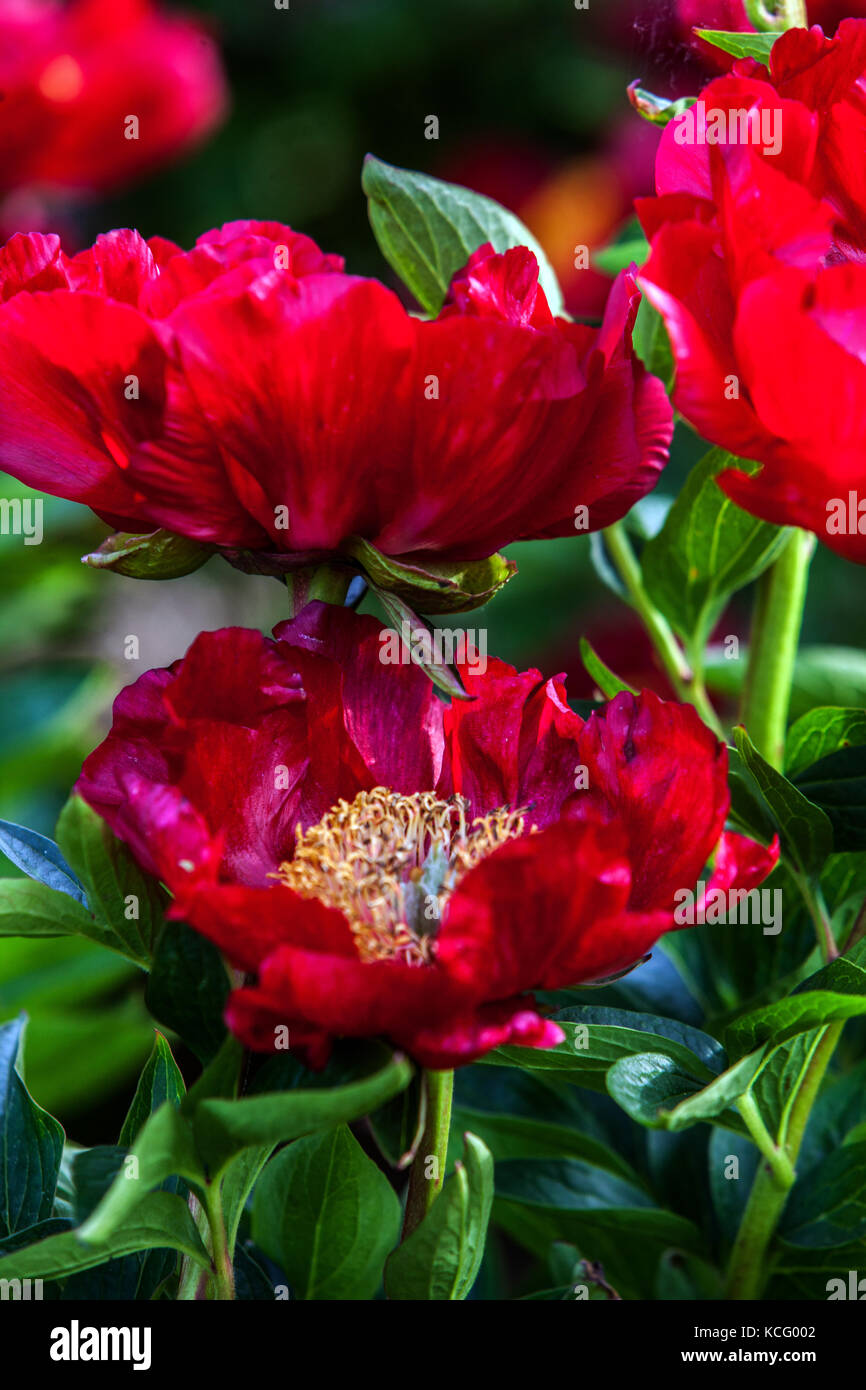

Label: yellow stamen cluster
[273,786,529,965]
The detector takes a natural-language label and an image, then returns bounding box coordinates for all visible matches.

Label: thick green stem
[725,1022,843,1299]
[401,1069,454,1240]
[740,529,815,770]
[204,1180,235,1302]
[286,563,354,617]
[603,523,723,737]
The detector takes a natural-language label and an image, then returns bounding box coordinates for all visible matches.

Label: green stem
[401,1069,454,1240]
[740,529,815,770]
[725,1022,843,1299]
[204,1180,235,1302]
[792,870,838,963]
[603,523,723,737]
[286,563,354,617]
[738,1091,795,1187]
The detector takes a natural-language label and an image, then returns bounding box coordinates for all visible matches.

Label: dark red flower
[637,21,866,563]
[76,603,777,1069]
[0,0,226,197]
[0,222,672,569]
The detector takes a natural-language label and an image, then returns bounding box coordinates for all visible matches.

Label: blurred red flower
[76,604,777,1069]
[638,20,866,562]
[0,222,672,567]
[0,0,227,196]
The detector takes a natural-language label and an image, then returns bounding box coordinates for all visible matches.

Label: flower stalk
[603,522,723,737]
[401,1068,454,1241]
[725,1022,843,1299]
[740,529,815,770]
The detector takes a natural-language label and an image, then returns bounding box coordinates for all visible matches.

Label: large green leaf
[493,1157,702,1252]
[78,1101,203,1245]
[694,29,777,62]
[0,820,86,905]
[0,878,101,940]
[145,920,229,1063]
[385,1133,493,1300]
[192,1049,414,1174]
[0,1191,208,1281]
[0,1017,64,1237]
[792,744,866,852]
[607,1048,766,1134]
[119,1033,186,1148]
[253,1125,401,1300]
[484,1004,722,1091]
[780,1144,866,1249]
[641,450,786,651]
[56,796,167,966]
[362,155,564,317]
[785,707,866,780]
[732,727,833,874]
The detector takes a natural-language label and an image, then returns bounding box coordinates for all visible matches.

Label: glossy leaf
[362,154,564,317]
[253,1125,401,1300]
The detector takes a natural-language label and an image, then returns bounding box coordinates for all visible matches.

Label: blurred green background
[1,0,864,1144]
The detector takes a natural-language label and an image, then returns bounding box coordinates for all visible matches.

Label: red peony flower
[637,21,866,562]
[0,0,227,196]
[76,603,777,1069]
[0,221,672,572]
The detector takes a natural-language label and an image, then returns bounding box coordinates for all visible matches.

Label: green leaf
[368,585,470,700]
[0,878,101,940]
[607,1048,766,1133]
[0,820,86,905]
[191,1049,414,1175]
[119,1033,186,1148]
[145,920,229,1063]
[578,638,636,699]
[0,1191,209,1281]
[0,1017,64,1236]
[385,1132,493,1300]
[792,743,866,852]
[484,1004,722,1091]
[732,727,833,874]
[726,992,866,1059]
[694,29,777,63]
[362,154,564,317]
[55,796,167,966]
[253,1125,401,1300]
[346,537,515,616]
[493,1157,701,1251]
[81,528,213,580]
[78,1101,202,1245]
[641,450,787,650]
[786,707,866,780]
[632,296,676,393]
[655,1249,724,1300]
[780,1144,866,1248]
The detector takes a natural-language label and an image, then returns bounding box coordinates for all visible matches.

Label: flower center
[273,786,529,965]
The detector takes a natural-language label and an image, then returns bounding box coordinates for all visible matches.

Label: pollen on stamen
[271,786,531,965]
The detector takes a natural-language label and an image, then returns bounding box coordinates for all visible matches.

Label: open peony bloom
[76,604,778,1070]
[638,21,866,563]
[0,0,226,196]
[0,221,672,571]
